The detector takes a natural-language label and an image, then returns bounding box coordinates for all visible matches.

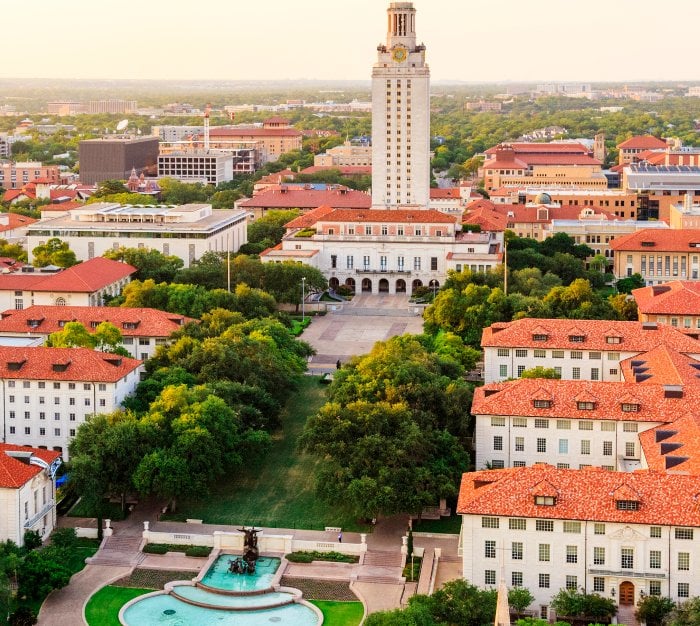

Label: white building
[157,151,235,185]
[0,306,191,361]
[314,141,372,167]
[0,257,136,310]
[371,2,430,208]
[481,318,700,384]
[261,206,502,294]
[458,465,700,613]
[0,346,142,459]
[0,444,61,546]
[27,203,248,267]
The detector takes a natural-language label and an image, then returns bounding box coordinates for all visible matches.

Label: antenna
[204,104,211,152]
[116,119,129,132]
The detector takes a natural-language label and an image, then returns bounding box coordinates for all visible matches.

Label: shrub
[185,546,212,557]
[23,531,42,551]
[142,543,169,554]
[285,551,358,564]
[9,606,37,626]
[51,527,78,549]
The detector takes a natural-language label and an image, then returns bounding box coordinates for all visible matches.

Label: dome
[534,192,552,205]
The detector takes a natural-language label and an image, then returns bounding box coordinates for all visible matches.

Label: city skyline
[3,0,700,84]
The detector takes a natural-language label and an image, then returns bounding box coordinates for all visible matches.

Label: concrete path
[37,564,131,626]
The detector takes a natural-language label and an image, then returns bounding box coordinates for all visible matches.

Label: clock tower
[372,2,430,209]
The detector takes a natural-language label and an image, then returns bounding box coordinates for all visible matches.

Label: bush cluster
[285,551,358,564]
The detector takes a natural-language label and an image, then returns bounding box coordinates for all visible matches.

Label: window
[536,438,546,453]
[484,569,496,585]
[482,517,499,529]
[591,368,600,381]
[563,521,581,534]
[491,416,506,427]
[54,397,60,405]
[540,606,548,620]
[54,428,60,436]
[99,399,106,407]
[557,419,571,429]
[589,352,601,360]
[24,427,30,435]
[533,400,551,408]
[552,350,564,359]
[558,439,569,454]
[8,396,14,403]
[650,526,662,538]
[497,348,510,357]
[675,528,694,540]
[534,419,549,429]
[538,544,550,561]
[579,421,594,430]
[7,381,14,388]
[493,436,503,451]
[557,463,570,469]
[625,442,636,458]
[536,520,554,532]
[509,518,526,531]
[98,383,107,392]
[517,365,526,377]
[594,523,605,535]
[84,398,91,406]
[623,422,639,431]
[601,422,616,432]
[566,545,578,563]
[485,540,496,558]
[515,436,524,452]
[491,460,505,469]
[535,495,556,506]
[608,352,620,361]
[513,418,527,428]
[533,334,548,342]
[593,577,605,593]
[581,440,591,455]
[678,583,690,598]
[23,411,29,419]
[539,573,550,589]
[499,364,508,378]
[8,426,14,434]
[572,367,581,380]
[515,349,527,358]
[413,257,421,270]
[617,500,639,510]
[566,575,578,590]
[53,383,60,389]
[594,547,605,565]
[512,572,523,587]
[649,550,661,569]
[603,441,613,456]
[571,351,583,360]
[69,398,75,406]
[54,412,60,420]
[430,257,438,271]
[39,428,45,436]
[512,542,523,560]
[649,581,661,596]
[534,349,546,358]
[621,548,634,569]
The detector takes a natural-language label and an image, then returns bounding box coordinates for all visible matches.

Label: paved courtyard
[303,294,426,370]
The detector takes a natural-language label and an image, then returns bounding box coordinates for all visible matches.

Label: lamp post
[301,276,306,322]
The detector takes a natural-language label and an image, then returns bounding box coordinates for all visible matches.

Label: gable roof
[639,414,700,475]
[617,135,668,150]
[315,208,457,224]
[0,213,37,232]
[620,345,700,386]
[457,464,700,527]
[632,281,700,316]
[0,306,191,337]
[610,229,700,253]
[238,187,371,210]
[0,444,61,489]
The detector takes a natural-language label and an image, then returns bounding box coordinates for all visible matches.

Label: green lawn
[168,376,369,532]
[311,600,364,626]
[85,586,152,626]
[412,514,462,534]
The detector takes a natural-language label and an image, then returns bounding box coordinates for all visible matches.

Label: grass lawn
[168,376,369,532]
[311,600,364,626]
[412,514,462,534]
[85,586,152,626]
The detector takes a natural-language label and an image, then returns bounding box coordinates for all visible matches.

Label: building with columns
[371,2,430,208]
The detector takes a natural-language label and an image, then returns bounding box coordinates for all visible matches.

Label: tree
[174,252,226,290]
[158,178,212,205]
[93,321,125,353]
[609,293,638,321]
[550,588,617,623]
[669,596,700,626]
[17,549,71,600]
[616,273,645,294]
[0,236,27,262]
[636,595,675,626]
[46,321,95,348]
[22,531,41,551]
[429,579,497,626]
[103,247,184,283]
[509,587,535,615]
[248,210,300,245]
[94,180,128,197]
[519,366,561,379]
[261,262,328,307]
[31,238,77,268]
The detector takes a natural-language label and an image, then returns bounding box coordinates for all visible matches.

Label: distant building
[78,137,159,185]
[27,203,247,267]
[617,135,668,165]
[314,141,372,167]
[157,151,234,185]
[0,162,60,189]
[87,100,137,115]
[632,281,700,330]
[465,100,502,112]
[47,101,85,116]
[623,164,700,221]
[0,444,61,546]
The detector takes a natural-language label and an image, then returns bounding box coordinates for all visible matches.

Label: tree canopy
[31,237,77,268]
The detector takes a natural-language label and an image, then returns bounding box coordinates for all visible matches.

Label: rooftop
[617,135,668,150]
[610,228,700,252]
[632,281,700,316]
[0,444,61,489]
[238,187,371,210]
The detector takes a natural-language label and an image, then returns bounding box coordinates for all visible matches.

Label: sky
[3,0,699,83]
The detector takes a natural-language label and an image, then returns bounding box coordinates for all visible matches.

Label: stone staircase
[616,604,639,626]
[362,550,403,567]
[355,550,405,584]
[87,534,145,567]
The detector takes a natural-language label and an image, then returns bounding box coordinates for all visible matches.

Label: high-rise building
[371,2,430,209]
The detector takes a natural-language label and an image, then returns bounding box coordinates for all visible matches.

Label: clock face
[392,46,407,63]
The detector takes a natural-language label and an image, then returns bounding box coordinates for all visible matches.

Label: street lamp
[301,277,306,322]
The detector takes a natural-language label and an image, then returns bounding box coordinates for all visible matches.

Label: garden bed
[142,543,211,557]
[285,550,359,564]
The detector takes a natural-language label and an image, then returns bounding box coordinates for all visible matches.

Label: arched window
[55,297,67,306]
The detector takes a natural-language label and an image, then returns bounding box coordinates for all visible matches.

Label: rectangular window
[538,544,550,561]
[566,545,578,563]
[430,257,438,271]
[533,400,551,408]
[603,441,613,456]
[572,366,581,380]
[589,352,601,360]
[608,352,619,361]
[485,540,496,558]
[482,517,499,529]
[497,348,510,357]
[557,463,570,469]
[517,365,525,377]
[491,416,506,427]
[537,438,547,453]
[571,351,583,359]
[557,419,571,430]
[679,583,690,598]
[563,521,581,534]
[649,581,661,596]
[513,418,527,428]
[499,364,508,378]
[539,573,550,589]
[581,440,591,455]
[515,436,524,452]
[484,570,496,585]
[650,526,662,538]
[594,523,605,535]
[534,349,546,358]
[591,368,600,381]
[558,439,568,454]
[413,257,421,270]
[512,542,523,560]
[649,550,661,569]
[675,528,694,540]
[579,421,594,430]
[593,577,605,593]
[512,572,523,587]
[625,442,636,457]
[493,436,503,451]
[509,518,526,531]
[623,422,639,432]
[601,422,616,432]
[594,547,605,565]
[534,419,549,429]
[552,350,564,359]
[566,575,578,590]
[515,349,528,358]
[54,428,60,436]
[536,520,554,532]
[621,548,634,569]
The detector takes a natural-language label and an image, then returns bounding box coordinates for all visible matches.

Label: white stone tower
[371,2,430,209]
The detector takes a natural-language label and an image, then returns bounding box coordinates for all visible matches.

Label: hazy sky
[3,0,699,83]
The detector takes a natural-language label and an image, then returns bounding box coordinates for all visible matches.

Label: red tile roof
[207,127,301,138]
[42,201,84,212]
[0,213,37,231]
[484,154,601,168]
[485,143,590,155]
[617,135,668,150]
[620,344,700,386]
[482,318,700,353]
[632,281,700,316]
[0,346,140,382]
[639,414,700,475]
[457,464,700,526]
[462,202,508,232]
[284,205,335,229]
[238,187,371,210]
[315,208,457,224]
[0,306,191,337]
[0,258,136,294]
[2,190,30,202]
[299,165,372,176]
[0,444,61,489]
[610,229,700,253]
[472,378,697,423]
[430,188,461,199]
